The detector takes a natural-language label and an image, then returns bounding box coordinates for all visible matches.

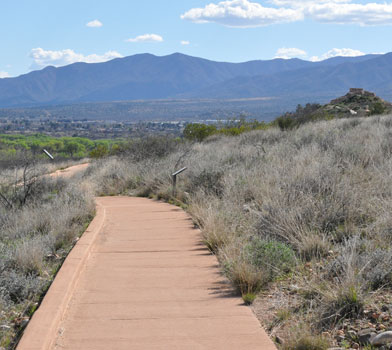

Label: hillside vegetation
[2,91,392,349]
[0,163,94,348]
[0,134,127,168]
[275,88,392,130]
[82,114,392,349]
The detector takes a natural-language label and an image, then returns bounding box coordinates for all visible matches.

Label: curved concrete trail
[18,195,276,349]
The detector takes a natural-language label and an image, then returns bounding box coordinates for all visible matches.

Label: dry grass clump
[0,165,94,349]
[281,330,329,350]
[83,114,392,346]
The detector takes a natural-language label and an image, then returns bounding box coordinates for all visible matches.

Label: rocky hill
[275,88,392,129]
[322,88,392,118]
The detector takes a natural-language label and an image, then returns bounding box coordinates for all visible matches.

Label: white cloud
[181,0,303,27]
[126,34,163,42]
[310,48,365,61]
[275,47,307,59]
[270,0,350,7]
[306,2,392,26]
[183,0,392,27]
[86,19,103,28]
[181,40,190,45]
[0,71,10,78]
[29,48,123,69]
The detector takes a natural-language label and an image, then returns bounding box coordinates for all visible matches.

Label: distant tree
[64,141,84,157]
[183,123,217,142]
[89,144,109,159]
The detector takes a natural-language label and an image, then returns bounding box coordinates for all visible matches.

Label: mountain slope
[0,53,316,107]
[0,52,387,108]
[186,53,392,101]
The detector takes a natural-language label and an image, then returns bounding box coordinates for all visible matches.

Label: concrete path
[18,196,276,350]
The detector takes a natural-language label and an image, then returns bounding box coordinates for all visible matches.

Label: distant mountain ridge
[0,52,388,109]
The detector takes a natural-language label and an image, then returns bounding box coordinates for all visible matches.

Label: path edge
[17,201,106,350]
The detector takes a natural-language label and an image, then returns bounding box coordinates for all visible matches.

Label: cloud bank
[275,47,307,59]
[30,48,123,69]
[274,47,366,61]
[182,0,392,27]
[310,48,365,61]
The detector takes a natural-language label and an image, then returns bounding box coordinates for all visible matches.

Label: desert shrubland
[83,115,392,347]
[0,163,94,348]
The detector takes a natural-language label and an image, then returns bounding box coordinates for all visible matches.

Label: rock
[275,336,284,345]
[358,329,376,345]
[371,331,392,346]
[20,318,29,328]
[372,312,381,320]
[381,305,389,312]
[347,330,357,340]
[352,343,360,349]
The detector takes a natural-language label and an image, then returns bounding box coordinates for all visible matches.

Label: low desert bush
[244,238,296,282]
[281,331,329,350]
[242,292,257,305]
[328,237,392,290]
[317,282,365,327]
[221,253,263,294]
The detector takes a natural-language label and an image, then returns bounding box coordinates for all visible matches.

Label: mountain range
[0,52,391,109]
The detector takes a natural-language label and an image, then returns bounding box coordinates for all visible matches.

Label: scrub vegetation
[0,162,94,349]
[82,114,392,349]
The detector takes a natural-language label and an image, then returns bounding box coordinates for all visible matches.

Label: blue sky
[1,0,392,78]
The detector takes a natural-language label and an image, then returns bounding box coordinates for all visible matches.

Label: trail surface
[49,163,89,178]
[18,193,276,349]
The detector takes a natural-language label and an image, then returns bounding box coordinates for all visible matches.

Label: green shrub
[275,115,297,130]
[370,102,386,115]
[183,123,217,142]
[244,238,296,282]
[89,144,109,158]
[242,293,257,305]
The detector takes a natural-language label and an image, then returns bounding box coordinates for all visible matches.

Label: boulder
[371,331,392,346]
[358,329,376,345]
